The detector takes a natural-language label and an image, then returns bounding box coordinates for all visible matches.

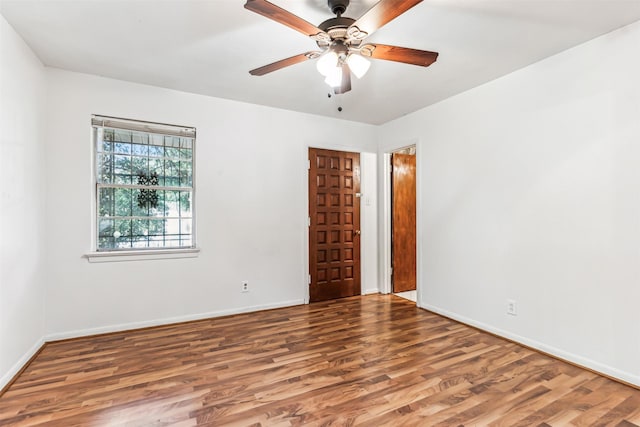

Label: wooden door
[309,148,361,302]
[392,153,416,293]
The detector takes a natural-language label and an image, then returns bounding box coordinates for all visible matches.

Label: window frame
[86,115,199,262]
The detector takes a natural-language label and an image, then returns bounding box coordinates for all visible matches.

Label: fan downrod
[328,0,349,16]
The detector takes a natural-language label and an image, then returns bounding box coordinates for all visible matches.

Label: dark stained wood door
[309,148,361,302]
[392,153,416,293]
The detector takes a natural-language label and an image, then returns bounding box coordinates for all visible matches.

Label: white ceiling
[2,0,640,124]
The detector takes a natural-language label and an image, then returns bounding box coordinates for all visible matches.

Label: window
[92,115,195,252]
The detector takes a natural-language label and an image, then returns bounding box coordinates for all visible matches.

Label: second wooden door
[392,153,416,293]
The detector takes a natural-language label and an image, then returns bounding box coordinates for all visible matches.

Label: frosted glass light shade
[316,52,339,76]
[346,54,370,79]
[324,66,343,87]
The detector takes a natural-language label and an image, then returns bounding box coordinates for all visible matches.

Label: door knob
[355,230,361,235]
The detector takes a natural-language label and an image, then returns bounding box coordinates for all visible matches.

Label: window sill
[85,248,200,263]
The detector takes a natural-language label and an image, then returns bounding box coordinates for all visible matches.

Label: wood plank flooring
[1,295,638,426]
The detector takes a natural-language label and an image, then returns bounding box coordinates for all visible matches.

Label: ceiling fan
[245,0,439,94]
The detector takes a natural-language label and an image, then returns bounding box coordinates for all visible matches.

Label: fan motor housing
[328,0,349,16]
[319,16,355,36]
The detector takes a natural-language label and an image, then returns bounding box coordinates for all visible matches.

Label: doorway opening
[389,146,416,303]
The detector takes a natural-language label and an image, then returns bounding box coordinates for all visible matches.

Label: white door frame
[381,152,393,295]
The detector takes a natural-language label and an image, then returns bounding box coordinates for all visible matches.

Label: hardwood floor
[1,295,638,426]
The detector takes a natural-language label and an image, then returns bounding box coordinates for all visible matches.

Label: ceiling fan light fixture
[245,0,439,95]
[346,54,370,79]
[316,51,339,76]
[324,66,343,88]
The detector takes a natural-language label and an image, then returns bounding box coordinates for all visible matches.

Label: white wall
[0,16,47,388]
[379,21,640,386]
[44,69,378,339]
[360,152,378,294]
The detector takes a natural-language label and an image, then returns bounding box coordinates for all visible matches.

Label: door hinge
[308,216,311,227]
[390,164,393,173]
[308,274,311,284]
[390,267,393,276]
[307,159,311,170]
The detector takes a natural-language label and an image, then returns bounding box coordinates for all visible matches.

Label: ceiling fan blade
[249,52,317,76]
[367,44,438,67]
[245,0,327,39]
[349,0,423,37]
[334,63,352,94]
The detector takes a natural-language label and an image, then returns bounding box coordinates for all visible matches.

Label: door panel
[309,148,361,302]
[392,153,416,293]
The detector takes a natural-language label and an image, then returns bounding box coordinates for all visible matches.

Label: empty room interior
[1,0,639,425]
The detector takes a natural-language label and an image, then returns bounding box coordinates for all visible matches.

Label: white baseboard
[419,302,640,388]
[362,288,380,295]
[1,336,45,392]
[45,299,305,342]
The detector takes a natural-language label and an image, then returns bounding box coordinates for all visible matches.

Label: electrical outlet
[241,281,249,293]
[507,299,517,316]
